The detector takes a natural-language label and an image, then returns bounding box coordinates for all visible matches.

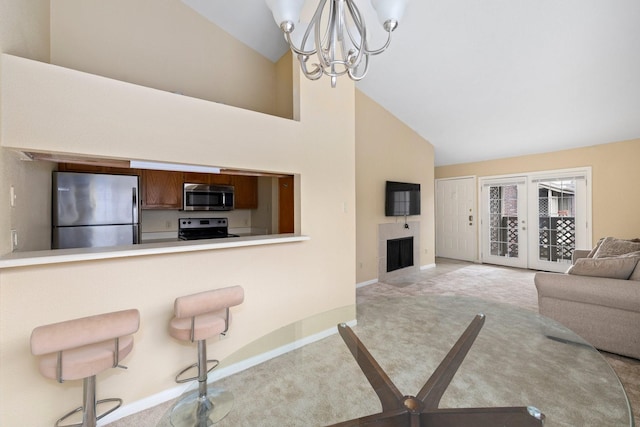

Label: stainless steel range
[178,218,239,240]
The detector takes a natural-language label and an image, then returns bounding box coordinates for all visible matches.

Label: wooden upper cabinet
[58,163,104,173]
[209,174,232,185]
[141,170,182,209]
[59,163,258,210]
[182,172,232,186]
[232,175,258,209]
[58,163,140,176]
[182,172,210,185]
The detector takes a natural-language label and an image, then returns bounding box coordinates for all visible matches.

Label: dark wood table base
[330,315,545,427]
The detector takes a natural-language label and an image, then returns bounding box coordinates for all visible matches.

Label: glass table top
[160,296,633,426]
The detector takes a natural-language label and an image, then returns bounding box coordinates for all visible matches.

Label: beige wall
[0,0,52,255]
[50,0,281,117]
[355,91,436,284]
[274,51,294,120]
[0,2,357,426]
[435,138,640,242]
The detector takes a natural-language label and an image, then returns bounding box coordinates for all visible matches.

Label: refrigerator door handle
[132,187,140,244]
[132,187,139,222]
[133,224,140,244]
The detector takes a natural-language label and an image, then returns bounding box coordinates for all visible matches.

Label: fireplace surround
[378,221,420,281]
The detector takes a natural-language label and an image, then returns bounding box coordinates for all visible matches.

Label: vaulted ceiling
[182,0,640,166]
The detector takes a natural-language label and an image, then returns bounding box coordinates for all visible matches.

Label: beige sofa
[535,238,640,359]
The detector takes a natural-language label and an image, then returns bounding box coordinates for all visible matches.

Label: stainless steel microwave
[183,183,234,211]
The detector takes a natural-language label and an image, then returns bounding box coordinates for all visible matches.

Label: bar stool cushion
[169,286,244,342]
[169,310,227,342]
[36,337,135,381]
[31,309,140,381]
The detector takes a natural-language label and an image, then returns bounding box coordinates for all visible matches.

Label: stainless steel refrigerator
[52,171,140,249]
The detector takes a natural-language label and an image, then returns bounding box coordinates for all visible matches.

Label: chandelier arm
[347,52,370,81]
[302,0,329,57]
[298,55,324,81]
[344,1,364,46]
[283,0,328,57]
[285,31,317,56]
[343,0,367,69]
[336,0,348,72]
[362,30,393,56]
[317,0,338,72]
[324,67,351,77]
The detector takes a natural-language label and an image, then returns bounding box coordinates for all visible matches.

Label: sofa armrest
[572,249,591,264]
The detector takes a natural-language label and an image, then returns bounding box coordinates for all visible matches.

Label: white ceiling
[182,0,640,166]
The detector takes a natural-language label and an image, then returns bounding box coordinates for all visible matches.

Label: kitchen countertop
[0,234,309,269]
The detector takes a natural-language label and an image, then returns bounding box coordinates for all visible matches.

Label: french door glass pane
[489,185,519,258]
[537,178,576,263]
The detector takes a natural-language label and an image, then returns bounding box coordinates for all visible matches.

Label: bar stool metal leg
[30,309,139,427]
[170,341,233,426]
[83,376,97,427]
[54,375,123,427]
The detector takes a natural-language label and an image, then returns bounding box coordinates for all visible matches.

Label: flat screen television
[385,181,421,216]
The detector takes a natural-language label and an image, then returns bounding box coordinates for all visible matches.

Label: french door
[480,169,591,272]
[527,173,590,272]
[481,177,528,268]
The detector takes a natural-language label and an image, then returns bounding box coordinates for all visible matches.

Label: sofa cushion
[630,262,640,281]
[593,237,640,258]
[567,256,639,280]
[587,237,605,258]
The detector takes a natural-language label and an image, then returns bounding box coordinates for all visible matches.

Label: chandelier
[265,0,408,88]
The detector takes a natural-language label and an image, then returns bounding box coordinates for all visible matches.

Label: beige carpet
[108,259,639,426]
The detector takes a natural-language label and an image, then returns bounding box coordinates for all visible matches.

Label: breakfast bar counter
[0,234,309,269]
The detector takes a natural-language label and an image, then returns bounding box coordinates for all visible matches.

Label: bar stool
[30,309,140,427]
[169,286,244,426]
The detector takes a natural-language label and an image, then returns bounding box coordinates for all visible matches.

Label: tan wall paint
[0,54,356,426]
[355,91,436,283]
[0,0,52,255]
[0,3,356,426]
[275,51,294,120]
[435,138,640,241]
[50,0,280,117]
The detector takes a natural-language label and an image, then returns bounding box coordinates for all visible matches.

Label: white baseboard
[101,318,358,425]
[356,264,435,289]
[356,278,378,288]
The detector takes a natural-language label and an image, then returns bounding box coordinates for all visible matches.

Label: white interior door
[435,177,477,261]
[481,177,528,268]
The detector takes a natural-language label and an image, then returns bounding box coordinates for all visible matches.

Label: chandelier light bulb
[265,0,305,32]
[371,0,408,26]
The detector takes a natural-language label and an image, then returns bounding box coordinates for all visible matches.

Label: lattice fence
[538,217,575,261]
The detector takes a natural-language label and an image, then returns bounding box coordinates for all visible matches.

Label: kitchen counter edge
[0,234,309,269]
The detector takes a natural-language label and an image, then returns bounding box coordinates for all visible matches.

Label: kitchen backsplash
[141,209,253,233]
